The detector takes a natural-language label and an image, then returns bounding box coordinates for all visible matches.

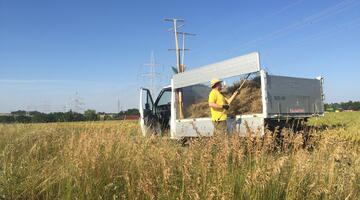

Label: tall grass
[0,112,359,199]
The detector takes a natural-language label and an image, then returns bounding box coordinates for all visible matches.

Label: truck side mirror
[145,103,150,110]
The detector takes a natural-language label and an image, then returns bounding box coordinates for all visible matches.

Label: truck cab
[139,86,171,136]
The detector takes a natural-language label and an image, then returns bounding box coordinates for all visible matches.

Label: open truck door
[139,88,156,136]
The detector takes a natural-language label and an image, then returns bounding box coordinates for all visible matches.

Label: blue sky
[0,0,359,113]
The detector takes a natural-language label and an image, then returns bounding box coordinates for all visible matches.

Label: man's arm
[208,102,223,109]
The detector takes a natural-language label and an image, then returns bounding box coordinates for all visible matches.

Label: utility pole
[179,31,196,70]
[165,18,195,119]
[168,32,196,71]
[164,18,183,73]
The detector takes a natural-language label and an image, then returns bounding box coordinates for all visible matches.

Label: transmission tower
[68,92,85,113]
[117,98,122,113]
[143,51,161,96]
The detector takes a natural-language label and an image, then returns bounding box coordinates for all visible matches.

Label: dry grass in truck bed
[187,77,262,118]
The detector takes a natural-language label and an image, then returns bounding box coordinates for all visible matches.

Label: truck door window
[146,94,153,110]
[157,90,171,106]
[142,89,153,111]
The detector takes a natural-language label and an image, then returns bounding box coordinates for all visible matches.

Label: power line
[26,104,67,113]
[247,0,357,45]
[219,0,360,55]
[189,0,306,55]
[293,17,360,47]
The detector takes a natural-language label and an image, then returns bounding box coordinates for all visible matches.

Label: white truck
[139,52,324,139]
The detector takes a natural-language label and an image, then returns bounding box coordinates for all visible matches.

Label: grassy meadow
[0,112,359,199]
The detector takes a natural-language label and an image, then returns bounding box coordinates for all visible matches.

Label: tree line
[0,109,140,123]
[324,101,360,111]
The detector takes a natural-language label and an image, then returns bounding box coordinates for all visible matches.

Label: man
[208,78,239,135]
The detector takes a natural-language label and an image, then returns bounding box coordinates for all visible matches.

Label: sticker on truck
[289,108,305,113]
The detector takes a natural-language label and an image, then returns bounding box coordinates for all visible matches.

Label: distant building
[123,115,140,120]
[97,113,119,121]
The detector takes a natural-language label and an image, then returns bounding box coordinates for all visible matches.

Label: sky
[0,0,359,113]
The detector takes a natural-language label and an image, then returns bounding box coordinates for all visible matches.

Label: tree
[84,109,97,121]
[11,110,27,116]
[14,115,31,123]
[0,116,15,123]
[324,101,360,111]
[125,108,139,115]
[31,112,48,123]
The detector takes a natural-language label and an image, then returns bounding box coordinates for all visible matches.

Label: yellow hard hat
[210,78,222,88]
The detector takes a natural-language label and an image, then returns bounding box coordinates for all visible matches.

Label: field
[1,112,359,199]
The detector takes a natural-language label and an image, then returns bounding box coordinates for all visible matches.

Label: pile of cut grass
[187,77,262,118]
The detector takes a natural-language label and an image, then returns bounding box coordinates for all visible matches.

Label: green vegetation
[0,111,86,123]
[0,109,140,123]
[84,109,98,121]
[325,100,360,112]
[308,112,360,143]
[0,112,359,199]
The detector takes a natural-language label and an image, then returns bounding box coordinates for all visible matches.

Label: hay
[187,101,210,118]
[186,77,262,118]
[225,77,262,115]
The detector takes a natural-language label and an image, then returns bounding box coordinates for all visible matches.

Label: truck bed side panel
[265,75,324,117]
[172,115,265,139]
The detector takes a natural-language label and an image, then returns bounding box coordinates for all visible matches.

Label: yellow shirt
[208,89,227,121]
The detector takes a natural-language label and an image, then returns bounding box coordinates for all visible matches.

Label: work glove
[222,104,229,110]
